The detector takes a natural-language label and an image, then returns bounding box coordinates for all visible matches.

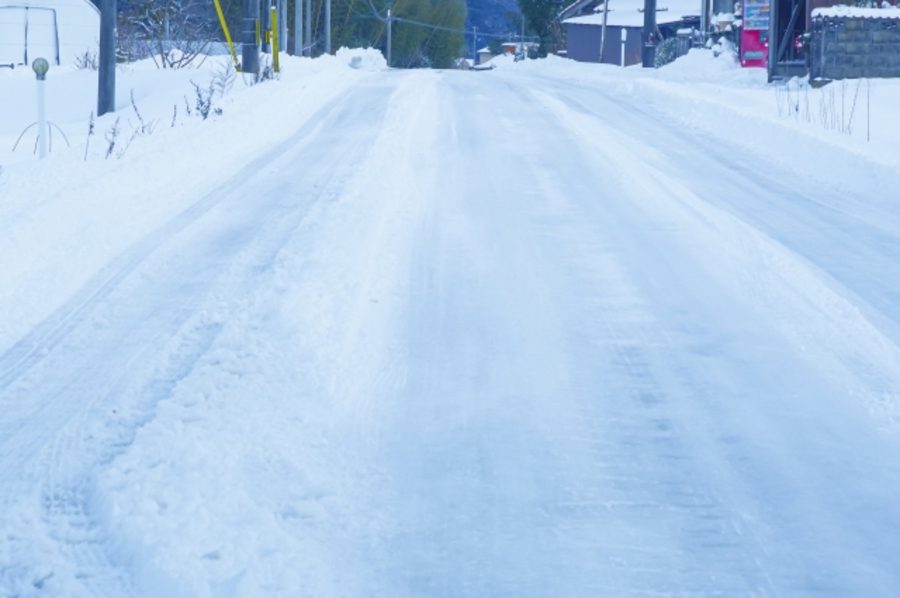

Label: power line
[359,13,537,42]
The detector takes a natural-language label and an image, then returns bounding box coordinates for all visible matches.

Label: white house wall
[0,0,99,66]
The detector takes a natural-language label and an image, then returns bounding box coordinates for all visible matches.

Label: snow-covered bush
[655,38,680,68]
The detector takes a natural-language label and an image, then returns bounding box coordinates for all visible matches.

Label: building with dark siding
[560,0,700,65]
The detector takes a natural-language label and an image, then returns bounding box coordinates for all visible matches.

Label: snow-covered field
[2,48,900,596]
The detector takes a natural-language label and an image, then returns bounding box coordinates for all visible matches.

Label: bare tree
[124,0,216,68]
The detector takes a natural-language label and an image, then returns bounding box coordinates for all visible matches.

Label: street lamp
[32,58,50,159]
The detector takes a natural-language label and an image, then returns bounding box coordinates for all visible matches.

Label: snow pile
[481,52,518,69]
[336,47,387,71]
[498,48,900,168]
[0,53,378,355]
[655,46,747,84]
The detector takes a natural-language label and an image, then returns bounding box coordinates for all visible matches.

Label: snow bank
[335,47,387,71]
[0,53,378,355]
[493,47,900,170]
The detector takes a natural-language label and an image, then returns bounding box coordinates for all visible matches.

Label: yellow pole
[213,0,240,70]
[271,4,280,73]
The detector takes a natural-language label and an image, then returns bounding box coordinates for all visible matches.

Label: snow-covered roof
[559,0,600,21]
[562,0,699,27]
[812,5,900,19]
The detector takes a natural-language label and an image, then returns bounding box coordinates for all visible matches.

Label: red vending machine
[741,0,770,67]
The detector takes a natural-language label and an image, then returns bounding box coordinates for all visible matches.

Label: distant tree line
[98,0,465,69]
[336,0,467,68]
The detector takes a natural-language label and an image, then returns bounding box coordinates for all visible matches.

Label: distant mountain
[466,0,521,37]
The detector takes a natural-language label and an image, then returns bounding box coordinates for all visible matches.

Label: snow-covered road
[2,64,900,596]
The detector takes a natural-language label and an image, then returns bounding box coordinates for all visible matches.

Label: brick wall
[811,16,900,80]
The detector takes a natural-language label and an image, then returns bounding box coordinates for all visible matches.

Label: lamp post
[32,58,49,159]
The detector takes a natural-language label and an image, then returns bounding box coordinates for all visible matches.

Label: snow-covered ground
[2,48,900,596]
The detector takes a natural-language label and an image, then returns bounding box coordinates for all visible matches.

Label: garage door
[0,6,58,67]
[0,7,26,66]
[25,7,58,64]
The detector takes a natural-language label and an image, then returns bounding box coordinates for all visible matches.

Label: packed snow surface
[2,49,900,596]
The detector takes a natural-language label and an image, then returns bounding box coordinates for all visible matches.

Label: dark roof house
[560,0,699,65]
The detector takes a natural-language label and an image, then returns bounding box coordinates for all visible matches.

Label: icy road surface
[3,66,900,596]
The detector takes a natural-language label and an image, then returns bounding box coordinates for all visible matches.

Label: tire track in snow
[530,86,900,431]
[353,73,780,596]
[529,70,900,344]
[0,79,397,597]
[525,84,900,593]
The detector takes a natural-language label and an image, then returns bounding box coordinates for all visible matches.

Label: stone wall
[811,16,900,80]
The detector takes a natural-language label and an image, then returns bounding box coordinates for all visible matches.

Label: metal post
[472,26,476,62]
[37,82,47,158]
[621,27,627,67]
[325,0,331,54]
[767,0,777,81]
[271,3,280,72]
[280,0,287,52]
[97,0,115,116]
[520,14,525,57]
[304,0,311,56]
[641,0,657,67]
[292,0,302,55]
[261,2,270,52]
[386,7,392,67]
[701,0,709,38]
[242,0,260,73]
[600,0,609,63]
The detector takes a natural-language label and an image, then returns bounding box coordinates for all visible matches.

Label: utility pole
[600,0,609,64]
[472,26,476,62]
[520,13,525,57]
[641,0,656,67]
[300,0,312,56]
[292,0,302,55]
[700,0,709,38]
[280,0,288,52]
[325,0,332,53]
[386,5,392,67]
[242,0,260,73]
[261,2,270,52]
[97,0,115,116]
